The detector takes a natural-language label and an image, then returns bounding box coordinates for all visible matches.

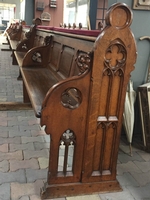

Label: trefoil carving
[61,87,82,109]
[32,52,42,63]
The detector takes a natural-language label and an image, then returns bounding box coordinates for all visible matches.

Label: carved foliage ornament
[44,36,52,46]
[76,53,92,75]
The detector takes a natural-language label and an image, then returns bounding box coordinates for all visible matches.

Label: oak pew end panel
[1,25,29,52]
[12,29,51,81]
[18,3,137,199]
[11,25,37,66]
[6,25,29,51]
[8,24,45,66]
[41,3,137,198]
[6,17,42,54]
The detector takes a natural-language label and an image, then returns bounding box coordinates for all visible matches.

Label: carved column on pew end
[81,2,137,183]
[40,2,137,199]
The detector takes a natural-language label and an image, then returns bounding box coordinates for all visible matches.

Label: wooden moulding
[138,83,150,152]
[0,102,32,111]
[41,180,122,199]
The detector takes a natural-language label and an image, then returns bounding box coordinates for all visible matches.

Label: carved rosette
[104,40,126,75]
[76,53,91,75]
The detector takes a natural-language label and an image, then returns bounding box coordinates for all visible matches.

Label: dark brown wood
[5,24,29,65]
[7,23,23,41]
[14,3,137,198]
[14,30,51,68]
[19,34,93,117]
[0,102,32,111]
[138,83,150,152]
[41,180,122,199]
[6,20,44,66]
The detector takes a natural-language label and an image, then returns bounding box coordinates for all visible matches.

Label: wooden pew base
[41,180,122,199]
[0,102,32,111]
[2,43,9,45]
[1,48,11,51]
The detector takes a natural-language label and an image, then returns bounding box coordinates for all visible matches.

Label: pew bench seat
[18,31,97,118]
[8,39,20,51]
[20,66,60,117]
[14,51,26,66]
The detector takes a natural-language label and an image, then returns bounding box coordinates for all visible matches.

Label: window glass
[64,0,88,28]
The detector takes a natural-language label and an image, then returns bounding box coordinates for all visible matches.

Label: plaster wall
[34,0,64,27]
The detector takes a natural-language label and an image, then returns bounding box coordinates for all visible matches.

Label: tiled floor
[0,35,150,200]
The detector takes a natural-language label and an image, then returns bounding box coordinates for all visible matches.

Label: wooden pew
[17,29,99,116]
[5,21,28,47]
[14,25,88,78]
[15,18,43,55]
[14,28,52,79]
[7,23,23,41]
[5,18,43,65]
[17,3,137,198]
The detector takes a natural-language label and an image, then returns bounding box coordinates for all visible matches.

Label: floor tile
[66,194,101,200]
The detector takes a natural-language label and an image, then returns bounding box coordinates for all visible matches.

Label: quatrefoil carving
[105,42,126,71]
[32,52,42,63]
